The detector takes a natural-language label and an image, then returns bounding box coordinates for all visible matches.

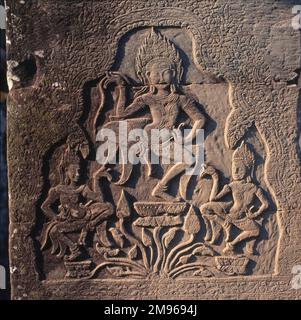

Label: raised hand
[103,71,129,88]
[200,165,217,178]
[93,167,113,182]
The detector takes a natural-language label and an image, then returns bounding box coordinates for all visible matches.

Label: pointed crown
[232,142,255,168]
[58,144,80,184]
[135,28,183,84]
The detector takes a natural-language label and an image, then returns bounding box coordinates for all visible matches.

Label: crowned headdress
[58,143,81,184]
[135,28,183,85]
[232,142,255,169]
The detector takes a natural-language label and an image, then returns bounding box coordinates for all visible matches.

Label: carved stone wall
[6,0,301,299]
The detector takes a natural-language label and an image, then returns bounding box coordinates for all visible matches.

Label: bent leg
[230,219,260,254]
[152,162,188,201]
[78,203,114,246]
[200,202,230,244]
[88,202,114,229]
[50,219,88,261]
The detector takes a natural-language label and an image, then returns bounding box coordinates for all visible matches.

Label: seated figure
[200,142,269,255]
[40,145,113,262]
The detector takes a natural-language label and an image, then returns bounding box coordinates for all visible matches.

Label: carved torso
[140,92,180,130]
[228,181,259,219]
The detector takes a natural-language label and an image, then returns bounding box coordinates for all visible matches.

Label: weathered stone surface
[6,0,301,299]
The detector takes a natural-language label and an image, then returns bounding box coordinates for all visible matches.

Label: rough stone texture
[0,0,9,300]
[6,0,301,299]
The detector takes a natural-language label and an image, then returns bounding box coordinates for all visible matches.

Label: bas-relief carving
[38,28,278,280]
[7,0,301,299]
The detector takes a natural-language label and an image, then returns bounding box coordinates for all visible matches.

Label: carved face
[66,164,80,183]
[146,61,175,85]
[232,159,248,181]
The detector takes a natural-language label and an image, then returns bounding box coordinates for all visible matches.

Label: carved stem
[163,234,194,273]
[210,173,219,201]
[160,231,170,275]
[150,246,154,271]
[169,263,205,279]
[103,254,146,271]
[87,260,147,279]
[116,85,127,117]
[170,242,205,269]
[122,272,146,279]
[119,218,150,271]
[153,227,163,273]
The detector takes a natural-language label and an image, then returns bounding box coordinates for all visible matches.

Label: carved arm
[182,99,206,143]
[201,165,231,201]
[121,97,146,119]
[248,188,269,219]
[83,168,113,202]
[41,188,60,220]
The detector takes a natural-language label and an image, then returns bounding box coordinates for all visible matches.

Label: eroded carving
[200,142,269,268]
[38,27,274,280]
[95,28,206,199]
[7,0,301,300]
[40,141,114,269]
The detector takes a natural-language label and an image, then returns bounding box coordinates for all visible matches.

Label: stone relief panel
[37,27,278,281]
[7,0,301,299]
